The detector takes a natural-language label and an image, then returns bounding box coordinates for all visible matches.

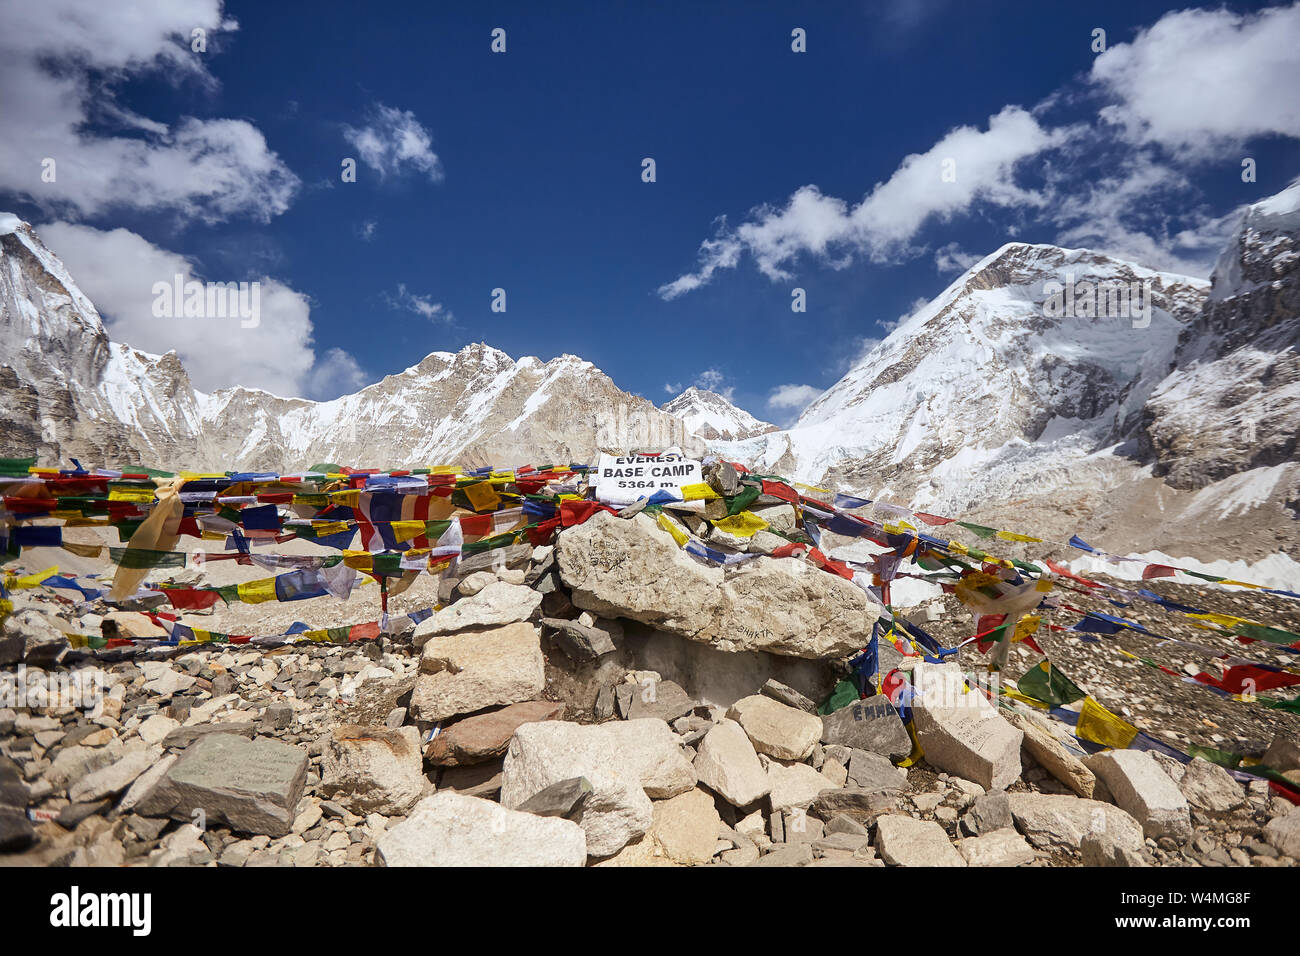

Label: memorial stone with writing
[819,695,912,759]
[134,733,309,837]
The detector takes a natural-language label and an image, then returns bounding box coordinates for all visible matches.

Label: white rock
[69,747,161,803]
[875,815,965,866]
[413,581,542,643]
[319,725,428,815]
[1085,749,1192,842]
[910,662,1021,791]
[726,694,822,761]
[693,718,771,807]
[376,792,586,866]
[957,827,1036,866]
[501,719,697,857]
[767,761,839,811]
[1177,757,1246,812]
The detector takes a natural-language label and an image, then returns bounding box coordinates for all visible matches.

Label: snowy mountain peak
[662,386,777,442]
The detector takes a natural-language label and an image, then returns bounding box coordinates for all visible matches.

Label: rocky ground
[1,504,1298,867]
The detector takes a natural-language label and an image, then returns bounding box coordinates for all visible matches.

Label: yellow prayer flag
[329,489,361,508]
[15,565,59,588]
[656,512,688,547]
[1012,615,1041,641]
[463,481,502,512]
[712,511,769,538]
[236,578,277,605]
[680,482,720,500]
[390,520,425,544]
[342,550,374,571]
[1075,696,1139,749]
[997,530,1043,543]
[313,520,350,536]
[107,488,155,503]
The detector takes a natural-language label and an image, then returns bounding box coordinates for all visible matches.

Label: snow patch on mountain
[662,386,776,441]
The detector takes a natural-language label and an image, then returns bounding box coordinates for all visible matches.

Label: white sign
[595,452,702,504]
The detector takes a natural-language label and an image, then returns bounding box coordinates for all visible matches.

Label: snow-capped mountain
[708,184,1300,560]
[662,386,777,441]
[0,215,701,471]
[1141,180,1300,490]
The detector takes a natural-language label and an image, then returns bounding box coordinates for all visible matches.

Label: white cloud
[343,104,444,182]
[358,220,378,241]
[663,381,683,395]
[384,284,453,323]
[0,0,299,223]
[306,347,369,400]
[934,242,980,273]
[39,221,362,400]
[768,383,822,411]
[1091,5,1300,156]
[659,106,1062,296]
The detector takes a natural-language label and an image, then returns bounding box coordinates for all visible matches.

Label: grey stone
[69,747,161,804]
[134,733,309,837]
[749,843,814,866]
[413,581,542,644]
[621,679,697,724]
[824,813,870,837]
[963,790,1012,836]
[1008,792,1145,855]
[543,617,618,661]
[1263,735,1300,773]
[1264,809,1300,858]
[162,722,257,750]
[760,678,816,713]
[812,788,898,820]
[845,749,908,792]
[516,776,593,819]
[958,827,1036,866]
[819,695,911,759]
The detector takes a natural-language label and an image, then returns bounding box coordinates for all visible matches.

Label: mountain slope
[0,216,701,471]
[662,386,777,441]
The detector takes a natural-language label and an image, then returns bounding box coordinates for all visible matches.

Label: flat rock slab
[319,725,427,815]
[1008,792,1144,856]
[875,815,965,867]
[1085,750,1191,842]
[1264,809,1300,858]
[500,719,697,858]
[134,733,309,837]
[556,511,880,659]
[846,749,909,792]
[411,622,546,722]
[911,662,1021,791]
[377,792,586,866]
[425,700,564,766]
[693,718,770,807]
[413,581,542,645]
[820,695,911,759]
[958,827,1036,867]
[768,761,841,811]
[542,618,618,661]
[618,679,697,723]
[69,747,161,804]
[727,694,822,761]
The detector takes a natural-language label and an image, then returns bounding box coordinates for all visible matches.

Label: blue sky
[2,1,1298,425]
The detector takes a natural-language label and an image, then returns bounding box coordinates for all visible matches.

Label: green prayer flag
[1015,660,1086,707]
[817,680,860,716]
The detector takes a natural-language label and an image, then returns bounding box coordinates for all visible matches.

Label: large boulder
[1177,757,1246,812]
[410,622,546,722]
[1002,708,1095,798]
[319,725,428,815]
[910,662,1021,791]
[376,792,586,866]
[134,733,308,837]
[555,511,880,659]
[500,719,697,857]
